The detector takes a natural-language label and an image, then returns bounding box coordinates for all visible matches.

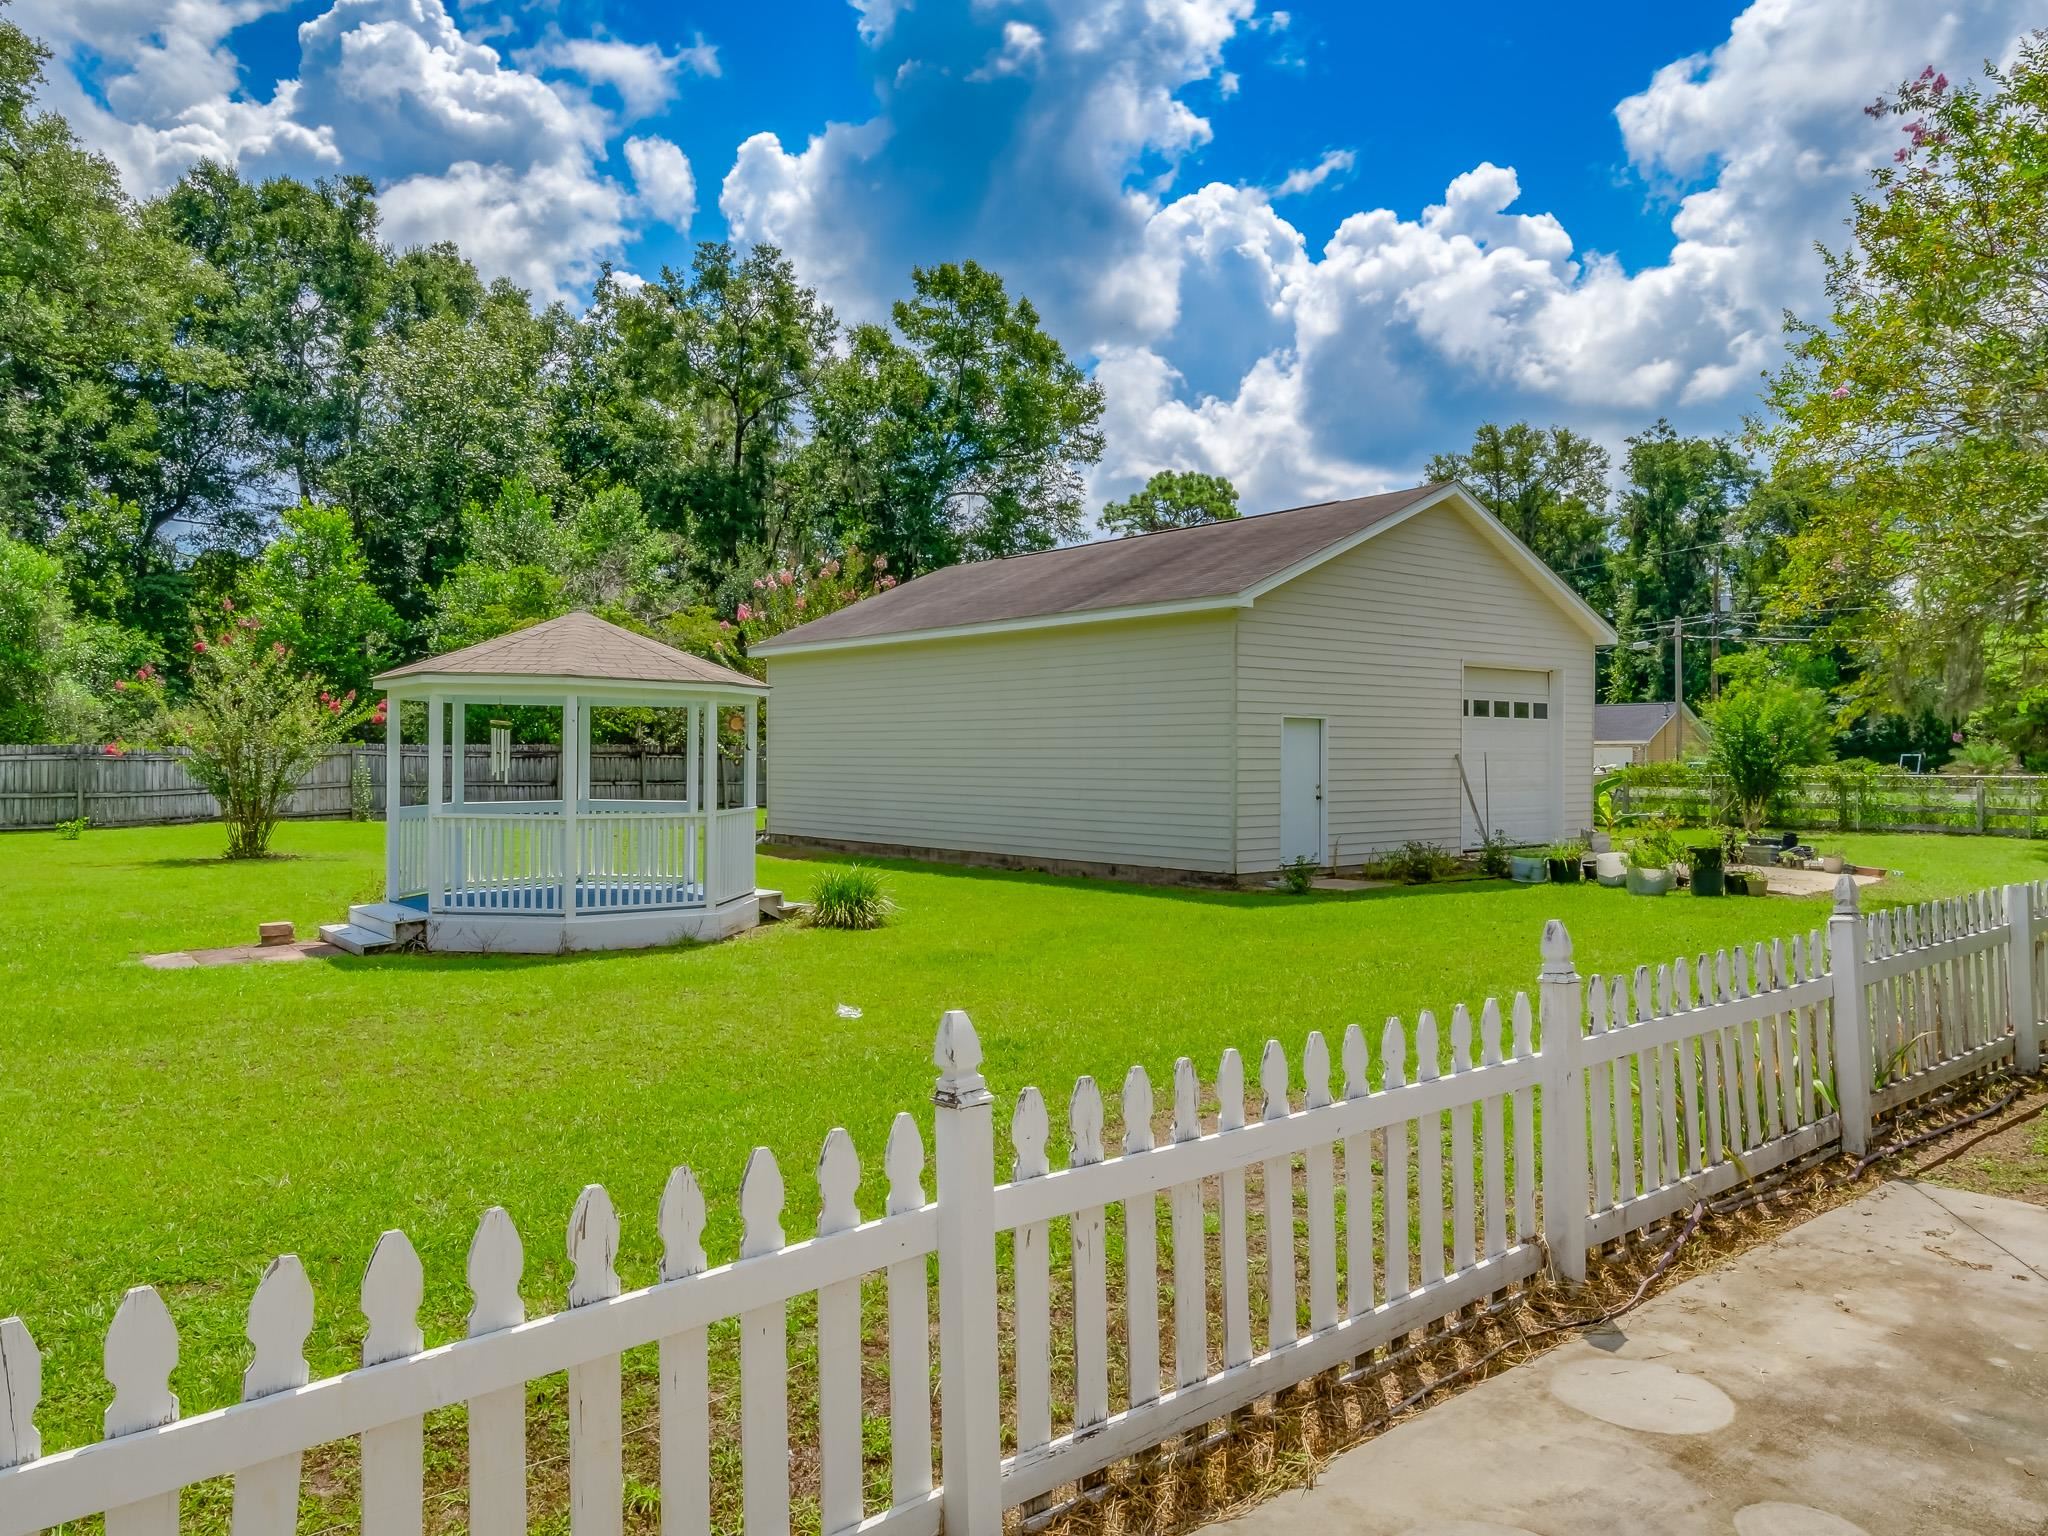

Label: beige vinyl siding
[1234,504,1596,871]
[766,613,1238,871]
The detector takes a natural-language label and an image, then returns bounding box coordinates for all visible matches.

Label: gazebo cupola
[345,611,767,953]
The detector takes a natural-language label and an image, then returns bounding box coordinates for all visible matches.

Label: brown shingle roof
[376,611,762,689]
[1594,702,1681,743]
[753,484,1450,652]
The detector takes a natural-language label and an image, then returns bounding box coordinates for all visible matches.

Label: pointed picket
[103,1286,179,1536]
[1587,977,1615,1213]
[1655,965,1682,1183]
[1477,1000,1506,1260]
[1511,993,1536,1243]
[1414,1011,1445,1285]
[1301,1032,1338,1334]
[1257,1040,1298,1350]
[360,1233,425,1536]
[816,1131,865,1534]
[1341,1025,1375,1321]
[1168,1058,1208,1387]
[658,1167,712,1536]
[1808,929,1834,1119]
[1633,967,1663,1191]
[738,1149,791,1533]
[565,1188,624,1536]
[1068,1077,1111,1437]
[465,1207,526,1536]
[1380,1018,1410,1299]
[1121,1066,1162,1410]
[228,1258,314,1536]
[0,1316,39,1471]
[1770,938,1799,1131]
[1697,954,1724,1166]
[1447,1006,1477,1272]
[1216,1048,1252,1369]
[1010,1087,1054,1459]
[883,1116,934,1505]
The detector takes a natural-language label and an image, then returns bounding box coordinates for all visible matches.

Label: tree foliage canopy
[1100,471,1239,536]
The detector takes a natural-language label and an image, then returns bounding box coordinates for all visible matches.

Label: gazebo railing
[435,809,568,912]
[577,805,706,910]
[395,804,428,898]
[710,806,758,906]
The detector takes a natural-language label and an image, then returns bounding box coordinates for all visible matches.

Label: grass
[5,821,2045,1505]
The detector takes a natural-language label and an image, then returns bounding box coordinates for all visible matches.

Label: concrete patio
[1209,1181,2048,1536]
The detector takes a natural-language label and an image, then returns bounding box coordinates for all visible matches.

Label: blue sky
[19,0,2036,513]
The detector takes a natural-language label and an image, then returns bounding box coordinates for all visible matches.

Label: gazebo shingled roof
[375,610,762,690]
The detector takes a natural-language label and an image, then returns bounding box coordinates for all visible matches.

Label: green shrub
[1628,819,1687,871]
[1279,855,1319,894]
[807,865,894,930]
[1388,839,1457,884]
[54,815,88,840]
[349,758,374,821]
[1476,828,1513,878]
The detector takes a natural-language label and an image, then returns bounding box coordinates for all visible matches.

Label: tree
[1426,423,1612,604]
[812,261,1105,573]
[123,607,376,857]
[613,243,833,575]
[1100,471,1239,536]
[334,284,560,620]
[1703,678,1834,831]
[0,15,219,537]
[0,532,68,739]
[1605,422,1757,704]
[237,502,401,698]
[1764,38,2048,728]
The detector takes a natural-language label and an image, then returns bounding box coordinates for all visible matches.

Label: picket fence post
[1828,875,1874,1156]
[932,1010,1002,1533]
[1537,920,1587,1284]
[2009,882,2040,1075]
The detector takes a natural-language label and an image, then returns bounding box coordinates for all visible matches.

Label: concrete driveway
[1209,1181,2048,1536]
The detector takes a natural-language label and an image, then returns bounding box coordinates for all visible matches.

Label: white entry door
[1281,717,1325,866]
[1459,667,1559,847]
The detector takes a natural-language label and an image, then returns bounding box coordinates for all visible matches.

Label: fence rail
[1,877,2041,1534]
[1616,770,2048,837]
[0,744,763,831]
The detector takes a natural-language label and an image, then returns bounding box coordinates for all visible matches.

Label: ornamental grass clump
[120,604,377,858]
[807,865,895,930]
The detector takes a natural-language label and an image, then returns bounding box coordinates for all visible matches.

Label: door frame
[1280,714,1329,868]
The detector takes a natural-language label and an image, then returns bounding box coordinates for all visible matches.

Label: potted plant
[1624,821,1682,896]
[1687,841,1725,897]
[1508,848,1549,883]
[1818,852,1845,874]
[1545,838,1587,883]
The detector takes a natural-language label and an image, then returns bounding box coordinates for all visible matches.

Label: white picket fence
[1,877,2041,1536]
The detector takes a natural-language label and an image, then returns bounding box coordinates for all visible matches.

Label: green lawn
[6,820,2046,1462]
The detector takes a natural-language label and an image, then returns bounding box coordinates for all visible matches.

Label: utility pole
[1673,615,1685,760]
[1708,571,1721,703]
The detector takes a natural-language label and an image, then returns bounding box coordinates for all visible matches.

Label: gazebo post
[450,701,465,807]
[744,697,759,810]
[425,692,445,907]
[561,693,580,917]
[383,691,401,900]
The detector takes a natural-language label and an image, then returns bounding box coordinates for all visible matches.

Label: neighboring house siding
[1233,506,1596,872]
[765,613,1238,872]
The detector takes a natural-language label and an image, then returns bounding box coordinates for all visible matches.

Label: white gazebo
[328,611,768,954]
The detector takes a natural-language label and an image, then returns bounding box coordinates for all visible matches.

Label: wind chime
[489,719,512,782]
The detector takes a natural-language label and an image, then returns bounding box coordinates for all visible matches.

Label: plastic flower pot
[1820,853,1845,874]
[1509,854,1549,883]
[1547,857,1584,884]
[1625,866,1673,896]
[1690,865,1725,897]
[1593,850,1627,887]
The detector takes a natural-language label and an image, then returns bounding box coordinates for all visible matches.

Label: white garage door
[1459,666,1558,848]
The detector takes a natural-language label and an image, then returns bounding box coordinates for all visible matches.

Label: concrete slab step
[347,902,427,941]
[319,922,394,956]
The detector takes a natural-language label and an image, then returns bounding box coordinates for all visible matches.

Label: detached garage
[755,482,1615,881]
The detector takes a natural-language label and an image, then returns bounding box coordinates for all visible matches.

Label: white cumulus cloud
[625,135,698,231]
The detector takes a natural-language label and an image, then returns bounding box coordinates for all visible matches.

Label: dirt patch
[1910,1095,2048,1206]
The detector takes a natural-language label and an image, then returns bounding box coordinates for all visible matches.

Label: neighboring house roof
[375,610,763,690]
[754,482,1616,655]
[1593,701,1708,744]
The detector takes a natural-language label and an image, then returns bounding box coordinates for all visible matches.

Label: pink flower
[778,569,794,587]
[1894,147,1911,163]
[736,602,753,622]
[103,743,122,757]
[115,679,129,692]
[136,665,154,681]
[1831,383,1852,399]
[880,574,897,589]
[795,594,806,610]
[345,689,355,702]
[221,596,234,612]
[1953,731,1965,744]
[718,619,732,632]
[873,554,888,571]
[822,558,840,578]
[193,639,208,654]
[752,577,765,589]
[1933,72,1948,93]
[273,641,287,656]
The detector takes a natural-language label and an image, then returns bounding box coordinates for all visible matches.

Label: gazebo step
[756,889,807,922]
[348,902,428,942]
[319,922,395,956]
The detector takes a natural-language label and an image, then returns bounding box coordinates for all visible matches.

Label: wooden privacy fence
[1616,770,2048,837]
[0,744,762,830]
[0,878,2042,1535]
